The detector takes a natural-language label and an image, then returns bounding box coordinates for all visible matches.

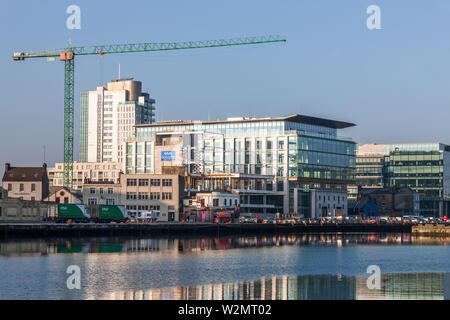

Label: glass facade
[289,136,355,182]
[129,117,356,214]
[355,155,385,187]
[134,120,355,185]
[384,143,450,216]
[354,143,450,217]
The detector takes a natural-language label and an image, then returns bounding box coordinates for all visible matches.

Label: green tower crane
[12,35,286,188]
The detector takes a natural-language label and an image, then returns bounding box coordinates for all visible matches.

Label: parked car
[239,216,255,223]
[292,217,306,225]
[378,216,389,224]
[402,217,411,224]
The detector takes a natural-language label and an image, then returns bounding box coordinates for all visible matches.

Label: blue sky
[1,0,450,174]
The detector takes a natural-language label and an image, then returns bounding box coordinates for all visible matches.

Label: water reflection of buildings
[94,273,449,300]
[0,233,415,257]
[96,275,355,300]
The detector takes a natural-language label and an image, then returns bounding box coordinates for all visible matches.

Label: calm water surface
[1,233,450,300]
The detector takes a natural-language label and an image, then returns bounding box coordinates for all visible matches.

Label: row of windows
[87,198,115,205]
[386,166,443,174]
[126,178,172,186]
[7,183,37,192]
[387,161,443,166]
[54,164,118,170]
[387,153,442,161]
[89,187,114,194]
[289,165,355,181]
[127,142,153,155]
[289,136,355,156]
[212,198,239,207]
[136,121,287,139]
[317,195,346,203]
[356,167,383,175]
[126,192,172,200]
[126,205,161,211]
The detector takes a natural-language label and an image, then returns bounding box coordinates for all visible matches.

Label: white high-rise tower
[79,78,155,164]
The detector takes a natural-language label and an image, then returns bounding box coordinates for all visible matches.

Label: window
[151,179,161,186]
[7,184,12,191]
[150,192,160,200]
[126,192,137,200]
[64,197,69,204]
[162,179,172,187]
[20,184,24,192]
[99,188,104,194]
[31,184,36,192]
[139,179,149,186]
[0,207,2,217]
[90,188,95,194]
[88,198,97,205]
[213,199,219,207]
[31,197,35,201]
[107,188,113,194]
[138,192,149,200]
[106,199,115,205]
[127,179,137,186]
[162,192,172,200]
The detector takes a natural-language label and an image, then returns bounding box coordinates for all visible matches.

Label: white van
[137,210,160,222]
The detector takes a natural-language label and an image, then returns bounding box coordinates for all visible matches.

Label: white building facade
[48,162,122,191]
[79,78,155,164]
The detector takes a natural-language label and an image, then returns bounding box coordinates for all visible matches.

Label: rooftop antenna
[118,63,121,80]
[43,145,46,163]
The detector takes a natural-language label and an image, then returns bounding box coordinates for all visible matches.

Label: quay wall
[412,224,450,237]
[0,223,412,239]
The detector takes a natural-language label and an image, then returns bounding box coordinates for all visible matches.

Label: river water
[1,233,449,300]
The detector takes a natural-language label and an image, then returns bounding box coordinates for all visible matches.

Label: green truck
[56,204,130,223]
[57,204,90,223]
[91,205,131,223]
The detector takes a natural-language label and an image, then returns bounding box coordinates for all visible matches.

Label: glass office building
[384,143,450,217]
[126,114,356,215]
[353,143,450,217]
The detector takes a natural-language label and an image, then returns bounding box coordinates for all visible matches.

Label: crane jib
[11,35,286,187]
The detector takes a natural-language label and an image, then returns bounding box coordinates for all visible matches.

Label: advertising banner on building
[161,151,176,161]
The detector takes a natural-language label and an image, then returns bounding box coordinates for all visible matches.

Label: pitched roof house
[2,163,49,201]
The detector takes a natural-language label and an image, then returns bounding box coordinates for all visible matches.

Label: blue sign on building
[364,201,379,217]
[161,151,176,161]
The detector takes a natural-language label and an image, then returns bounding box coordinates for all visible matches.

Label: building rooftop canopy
[136,114,356,129]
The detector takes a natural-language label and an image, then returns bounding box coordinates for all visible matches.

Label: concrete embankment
[0,223,411,239]
[412,224,450,237]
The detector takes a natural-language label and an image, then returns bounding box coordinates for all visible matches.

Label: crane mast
[12,35,286,188]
